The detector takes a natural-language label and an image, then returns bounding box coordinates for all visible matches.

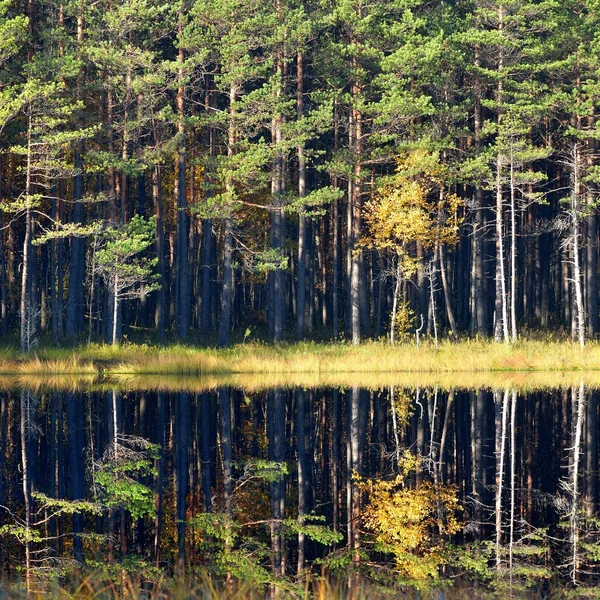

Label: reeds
[0,339,599,380]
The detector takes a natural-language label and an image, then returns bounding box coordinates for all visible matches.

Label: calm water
[0,383,598,594]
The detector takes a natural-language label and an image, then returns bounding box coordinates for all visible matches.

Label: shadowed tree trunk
[66,392,85,563]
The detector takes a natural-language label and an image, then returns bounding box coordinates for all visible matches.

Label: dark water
[0,384,598,593]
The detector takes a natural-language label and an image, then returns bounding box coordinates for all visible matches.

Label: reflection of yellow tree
[358,451,461,581]
[363,149,463,342]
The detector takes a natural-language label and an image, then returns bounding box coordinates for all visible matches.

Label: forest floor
[0,339,599,390]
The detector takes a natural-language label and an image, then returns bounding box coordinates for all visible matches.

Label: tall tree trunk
[509,156,518,342]
[20,111,34,353]
[20,390,32,593]
[174,392,189,573]
[471,48,487,336]
[152,161,166,343]
[112,278,119,345]
[297,388,306,573]
[175,23,190,340]
[350,95,362,344]
[495,389,509,569]
[66,392,85,563]
[438,243,457,337]
[331,104,341,340]
[269,51,287,342]
[569,382,585,584]
[571,141,585,348]
[218,222,233,347]
[509,389,517,574]
[586,126,598,337]
[218,83,237,347]
[296,51,307,340]
[0,191,7,338]
[495,156,509,344]
[66,9,86,339]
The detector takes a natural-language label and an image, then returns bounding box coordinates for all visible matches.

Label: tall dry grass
[1,569,513,600]
[0,339,599,380]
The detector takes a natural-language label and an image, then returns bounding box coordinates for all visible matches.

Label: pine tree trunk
[200,84,216,336]
[218,83,237,347]
[218,222,233,348]
[472,48,487,336]
[66,10,86,338]
[270,113,286,340]
[296,51,307,340]
[66,392,85,563]
[152,162,166,342]
[350,96,362,344]
[20,390,32,593]
[586,127,598,337]
[297,388,306,573]
[175,26,189,340]
[510,158,518,342]
[20,112,33,353]
[438,243,457,338]
[509,390,517,574]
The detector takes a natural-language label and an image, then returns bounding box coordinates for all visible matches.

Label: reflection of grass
[2,370,600,392]
[108,370,600,393]
[0,339,599,381]
[0,568,513,599]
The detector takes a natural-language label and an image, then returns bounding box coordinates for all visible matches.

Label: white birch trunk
[496,388,509,569]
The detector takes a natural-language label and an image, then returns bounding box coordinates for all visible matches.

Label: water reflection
[1,384,599,592]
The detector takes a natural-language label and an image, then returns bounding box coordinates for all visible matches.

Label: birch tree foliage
[362,148,463,277]
[358,451,461,582]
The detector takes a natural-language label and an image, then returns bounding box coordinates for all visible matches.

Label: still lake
[0,378,598,597]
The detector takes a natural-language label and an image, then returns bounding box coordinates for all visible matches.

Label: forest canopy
[0,0,599,349]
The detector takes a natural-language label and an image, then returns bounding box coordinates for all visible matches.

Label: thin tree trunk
[350,108,362,345]
[495,389,509,569]
[571,142,585,348]
[297,388,306,573]
[218,222,233,347]
[494,7,509,345]
[20,390,32,593]
[510,156,518,342]
[296,51,307,339]
[175,23,189,340]
[429,260,438,348]
[438,243,457,338]
[112,278,119,345]
[218,83,237,347]
[390,258,401,344]
[570,382,585,584]
[509,390,517,575]
[495,157,509,344]
[152,161,166,342]
[20,111,34,353]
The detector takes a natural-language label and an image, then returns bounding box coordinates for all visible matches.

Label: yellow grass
[2,339,600,374]
[0,339,597,391]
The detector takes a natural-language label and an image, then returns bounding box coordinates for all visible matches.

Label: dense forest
[1,0,600,350]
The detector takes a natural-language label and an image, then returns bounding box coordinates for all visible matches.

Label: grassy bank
[0,339,598,378]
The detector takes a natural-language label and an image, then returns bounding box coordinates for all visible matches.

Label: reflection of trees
[3,384,600,593]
